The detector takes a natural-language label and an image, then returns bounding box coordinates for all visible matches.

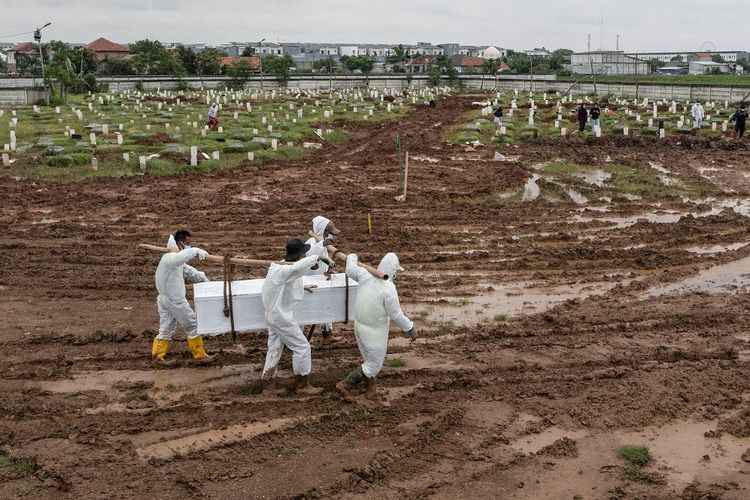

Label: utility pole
[258,38,266,90]
[616,34,619,51]
[35,22,52,106]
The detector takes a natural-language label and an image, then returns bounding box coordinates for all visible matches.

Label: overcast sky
[1,0,746,53]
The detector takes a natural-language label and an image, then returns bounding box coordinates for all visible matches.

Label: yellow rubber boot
[187,336,217,365]
[151,338,175,368]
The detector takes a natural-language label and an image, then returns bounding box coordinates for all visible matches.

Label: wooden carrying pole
[307,232,388,280]
[138,244,271,266]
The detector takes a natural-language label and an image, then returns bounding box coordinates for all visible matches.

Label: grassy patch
[385,357,406,368]
[541,160,577,175]
[462,349,476,359]
[621,464,664,483]
[617,445,664,483]
[492,314,507,323]
[277,444,300,457]
[0,446,34,474]
[617,445,651,466]
[517,236,532,245]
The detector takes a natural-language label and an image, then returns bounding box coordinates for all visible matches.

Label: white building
[480,46,506,59]
[339,46,362,57]
[318,45,339,56]
[257,42,283,56]
[570,51,648,75]
[688,60,743,75]
[625,50,748,63]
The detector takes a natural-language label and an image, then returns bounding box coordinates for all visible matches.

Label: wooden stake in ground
[395,151,409,202]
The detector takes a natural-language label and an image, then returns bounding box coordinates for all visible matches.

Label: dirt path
[3,94,750,499]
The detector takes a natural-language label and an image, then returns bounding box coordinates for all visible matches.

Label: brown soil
[3,94,750,499]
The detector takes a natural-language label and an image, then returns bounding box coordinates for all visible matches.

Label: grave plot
[0,85,451,179]
[451,88,744,147]
[2,93,750,499]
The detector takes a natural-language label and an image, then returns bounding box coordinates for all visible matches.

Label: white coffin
[194,273,358,336]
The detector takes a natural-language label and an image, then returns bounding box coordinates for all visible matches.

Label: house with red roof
[405,54,438,73]
[450,54,486,73]
[219,56,261,72]
[86,37,130,62]
[6,42,39,73]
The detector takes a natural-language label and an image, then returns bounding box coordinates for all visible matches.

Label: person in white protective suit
[305,215,341,339]
[261,238,336,394]
[692,100,705,131]
[151,230,217,367]
[336,252,417,398]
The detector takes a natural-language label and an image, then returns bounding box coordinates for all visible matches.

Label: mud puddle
[646,254,750,297]
[511,426,588,454]
[616,420,750,490]
[578,169,611,186]
[31,364,261,394]
[685,243,748,255]
[135,416,300,460]
[424,280,627,327]
[570,208,722,229]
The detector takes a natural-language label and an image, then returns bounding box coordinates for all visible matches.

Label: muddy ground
[3,94,750,499]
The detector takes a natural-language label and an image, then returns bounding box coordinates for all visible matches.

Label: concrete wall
[2,74,749,106]
[0,87,49,106]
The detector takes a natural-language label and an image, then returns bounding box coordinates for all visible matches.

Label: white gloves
[198,271,209,282]
[195,248,209,261]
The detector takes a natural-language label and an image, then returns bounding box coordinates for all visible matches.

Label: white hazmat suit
[692,102,705,129]
[346,253,413,378]
[155,238,208,341]
[261,255,322,377]
[305,216,335,332]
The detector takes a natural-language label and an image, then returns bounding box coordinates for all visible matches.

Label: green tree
[549,49,573,71]
[263,54,294,86]
[648,58,666,73]
[46,41,98,100]
[505,50,530,73]
[101,58,135,75]
[226,59,255,88]
[670,54,684,62]
[481,59,500,75]
[130,39,167,75]
[241,46,256,56]
[196,47,223,75]
[313,56,337,73]
[711,54,726,63]
[386,44,409,72]
[342,55,360,73]
[427,68,441,86]
[175,44,197,74]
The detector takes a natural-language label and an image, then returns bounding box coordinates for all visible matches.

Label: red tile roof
[451,55,485,67]
[220,56,260,70]
[9,42,38,55]
[86,38,129,53]
[406,54,437,66]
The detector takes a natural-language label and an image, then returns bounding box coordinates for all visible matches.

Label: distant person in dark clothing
[731,104,748,138]
[590,103,601,131]
[493,106,503,128]
[577,104,588,132]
